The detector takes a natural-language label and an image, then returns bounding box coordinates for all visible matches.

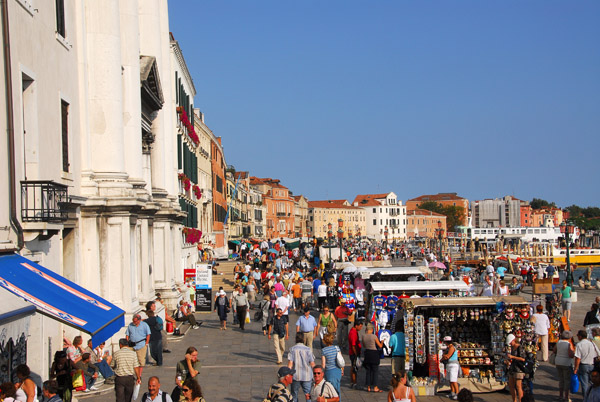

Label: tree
[530,198,556,209]
[417,202,465,232]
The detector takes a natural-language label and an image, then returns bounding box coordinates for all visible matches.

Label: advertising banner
[195,264,212,290]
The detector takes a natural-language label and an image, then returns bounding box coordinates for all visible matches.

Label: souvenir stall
[364,281,471,341]
[395,296,532,394]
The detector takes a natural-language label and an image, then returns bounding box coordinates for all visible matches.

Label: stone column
[119,0,145,190]
[84,0,126,178]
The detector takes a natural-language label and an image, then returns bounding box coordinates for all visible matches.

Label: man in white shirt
[277,290,291,322]
[317,282,328,311]
[309,365,339,402]
[480,275,494,297]
[574,329,600,397]
[531,304,550,361]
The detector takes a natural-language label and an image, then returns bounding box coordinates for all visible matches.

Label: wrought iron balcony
[21,181,69,222]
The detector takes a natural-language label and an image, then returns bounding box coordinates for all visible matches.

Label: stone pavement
[78,281,599,402]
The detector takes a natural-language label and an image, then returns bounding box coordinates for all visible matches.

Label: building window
[61,100,69,172]
[373,219,376,225]
[55,0,66,37]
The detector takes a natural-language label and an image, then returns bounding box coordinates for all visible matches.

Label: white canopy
[360,266,428,279]
[368,280,470,292]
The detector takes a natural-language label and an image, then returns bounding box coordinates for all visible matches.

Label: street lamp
[384,225,389,250]
[560,221,575,287]
[327,222,333,266]
[436,220,445,262]
[338,219,344,262]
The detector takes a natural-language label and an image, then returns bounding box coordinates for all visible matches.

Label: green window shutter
[177,134,182,169]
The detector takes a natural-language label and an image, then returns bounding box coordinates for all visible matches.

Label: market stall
[396,296,534,394]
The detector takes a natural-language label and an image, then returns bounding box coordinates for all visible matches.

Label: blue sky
[168,1,600,208]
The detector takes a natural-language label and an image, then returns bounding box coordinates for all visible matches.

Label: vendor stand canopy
[408,295,528,307]
[0,253,125,347]
[362,266,430,279]
[369,280,470,293]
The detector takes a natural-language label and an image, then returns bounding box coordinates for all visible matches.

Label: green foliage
[417,202,465,232]
[530,198,556,209]
[566,204,600,230]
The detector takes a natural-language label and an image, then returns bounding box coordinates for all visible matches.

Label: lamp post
[338,219,344,262]
[560,221,574,287]
[327,222,332,267]
[436,220,444,262]
[384,225,389,251]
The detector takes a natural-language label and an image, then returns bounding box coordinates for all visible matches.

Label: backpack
[142,391,169,402]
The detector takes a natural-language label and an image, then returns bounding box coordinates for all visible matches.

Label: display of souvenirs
[415,315,426,364]
[405,311,415,371]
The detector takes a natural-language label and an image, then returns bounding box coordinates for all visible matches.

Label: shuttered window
[56,0,66,37]
[61,100,69,172]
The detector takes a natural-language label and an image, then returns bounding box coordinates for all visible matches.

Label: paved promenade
[78,282,598,402]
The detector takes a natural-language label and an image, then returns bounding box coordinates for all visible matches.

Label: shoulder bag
[335,346,345,368]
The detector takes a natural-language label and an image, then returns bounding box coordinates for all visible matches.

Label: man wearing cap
[266,366,294,402]
[288,332,316,402]
[296,307,318,351]
[441,336,460,400]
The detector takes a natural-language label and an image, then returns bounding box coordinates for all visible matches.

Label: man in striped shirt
[111,338,142,402]
[288,332,315,402]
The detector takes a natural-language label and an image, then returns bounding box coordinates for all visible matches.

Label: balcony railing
[21,181,69,222]
[276,212,286,217]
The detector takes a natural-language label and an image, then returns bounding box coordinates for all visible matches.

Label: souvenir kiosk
[396,296,533,394]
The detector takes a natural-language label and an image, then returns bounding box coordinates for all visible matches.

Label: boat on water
[553,248,600,265]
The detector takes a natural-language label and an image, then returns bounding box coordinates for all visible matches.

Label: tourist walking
[232,286,250,330]
[41,380,62,402]
[316,306,336,348]
[334,303,351,351]
[532,304,550,362]
[142,376,173,402]
[388,370,416,402]
[310,365,339,402]
[110,338,142,402]
[321,332,343,398]
[214,289,229,330]
[269,308,290,364]
[260,294,271,335]
[553,330,575,402]
[349,319,364,389]
[14,364,38,402]
[574,329,600,398]
[145,310,164,366]
[173,347,201,402]
[506,334,526,402]
[265,367,295,402]
[50,350,74,401]
[125,313,151,376]
[389,325,406,374]
[363,323,384,393]
[181,378,205,402]
[559,280,573,322]
[296,307,318,351]
[288,332,316,402]
[585,369,600,402]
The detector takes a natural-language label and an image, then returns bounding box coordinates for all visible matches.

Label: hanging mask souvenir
[505,308,514,320]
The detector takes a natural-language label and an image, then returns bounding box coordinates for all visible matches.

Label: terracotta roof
[407,209,446,217]
[352,193,391,206]
[407,193,466,202]
[308,200,361,209]
[234,171,249,180]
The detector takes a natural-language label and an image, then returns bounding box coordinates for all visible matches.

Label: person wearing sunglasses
[180,378,204,402]
[309,366,339,402]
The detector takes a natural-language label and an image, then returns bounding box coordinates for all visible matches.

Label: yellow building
[308,200,367,239]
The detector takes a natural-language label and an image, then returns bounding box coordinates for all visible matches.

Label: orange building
[211,137,227,248]
[406,193,469,226]
[531,207,564,227]
[250,177,295,239]
[520,204,533,227]
[406,209,447,238]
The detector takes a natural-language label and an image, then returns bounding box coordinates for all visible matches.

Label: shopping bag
[72,369,86,391]
[132,382,141,401]
[245,310,251,324]
[570,372,580,393]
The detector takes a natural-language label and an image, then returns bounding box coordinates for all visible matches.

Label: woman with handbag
[363,323,384,392]
[553,330,575,402]
[321,332,344,398]
[214,290,229,330]
[316,306,337,348]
